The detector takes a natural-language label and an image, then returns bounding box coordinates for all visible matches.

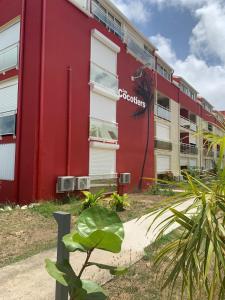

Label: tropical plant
[81,189,104,211]
[46,206,127,300]
[147,126,225,300]
[109,193,130,212]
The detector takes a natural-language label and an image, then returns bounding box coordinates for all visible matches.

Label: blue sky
[111,0,225,110]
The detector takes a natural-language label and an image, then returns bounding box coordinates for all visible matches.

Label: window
[156,155,170,173]
[0,21,20,73]
[0,79,18,136]
[157,64,171,81]
[90,117,118,142]
[0,143,16,180]
[208,123,213,132]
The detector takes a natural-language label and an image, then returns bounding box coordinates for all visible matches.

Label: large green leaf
[45,259,68,286]
[77,206,124,240]
[63,232,87,253]
[73,230,123,253]
[82,280,107,300]
[87,262,128,275]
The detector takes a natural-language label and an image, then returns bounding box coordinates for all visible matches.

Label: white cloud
[150,34,225,110]
[111,0,151,23]
[190,2,225,64]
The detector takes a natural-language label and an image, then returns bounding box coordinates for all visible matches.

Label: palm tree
[149,123,225,300]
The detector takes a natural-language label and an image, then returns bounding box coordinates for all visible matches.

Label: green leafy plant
[81,190,104,211]
[146,184,175,196]
[109,193,130,212]
[46,206,127,300]
[148,126,225,300]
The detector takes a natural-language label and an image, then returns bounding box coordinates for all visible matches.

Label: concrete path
[0,200,193,300]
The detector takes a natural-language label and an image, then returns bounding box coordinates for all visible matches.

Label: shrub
[81,189,104,211]
[45,206,127,300]
[109,193,130,212]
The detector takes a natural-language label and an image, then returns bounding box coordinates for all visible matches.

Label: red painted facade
[0,0,220,204]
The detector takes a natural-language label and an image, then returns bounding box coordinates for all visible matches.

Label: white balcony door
[156,123,170,142]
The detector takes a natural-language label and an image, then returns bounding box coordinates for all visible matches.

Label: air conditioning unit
[119,173,131,185]
[56,176,75,193]
[74,176,90,190]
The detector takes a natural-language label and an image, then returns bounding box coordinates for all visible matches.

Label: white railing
[125,34,155,68]
[91,1,124,40]
[154,104,171,121]
[180,116,197,131]
[90,62,118,93]
[89,117,118,143]
[180,143,198,155]
[0,43,19,73]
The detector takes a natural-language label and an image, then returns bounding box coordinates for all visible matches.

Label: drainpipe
[66,66,72,176]
[36,0,47,200]
[16,0,26,204]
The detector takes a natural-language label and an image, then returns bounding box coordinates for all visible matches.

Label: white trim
[89,82,120,101]
[0,77,18,89]
[90,141,120,150]
[67,0,92,17]
[91,29,120,53]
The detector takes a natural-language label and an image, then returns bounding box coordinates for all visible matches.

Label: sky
[111,0,225,110]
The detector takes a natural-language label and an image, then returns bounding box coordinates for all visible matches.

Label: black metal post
[53,211,71,300]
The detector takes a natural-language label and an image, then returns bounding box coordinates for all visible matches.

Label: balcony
[203,148,214,157]
[91,1,124,40]
[90,117,118,143]
[90,62,118,93]
[180,116,197,131]
[154,104,171,121]
[154,139,172,151]
[0,43,19,73]
[125,34,155,68]
[180,143,198,155]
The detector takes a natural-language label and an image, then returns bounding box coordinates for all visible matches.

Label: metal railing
[89,117,118,143]
[0,43,19,73]
[125,34,155,68]
[154,139,172,151]
[90,62,118,93]
[180,116,197,131]
[180,143,198,155]
[91,1,124,40]
[154,104,171,121]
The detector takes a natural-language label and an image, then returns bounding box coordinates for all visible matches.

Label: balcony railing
[180,143,198,155]
[90,117,118,143]
[0,43,19,73]
[91,1,124,40]
[90,62,118,93]
[203,148,214,157]
[154,104,171,121]
[155,139,172,151]
[125,34,155,68]
[180,116,197,131]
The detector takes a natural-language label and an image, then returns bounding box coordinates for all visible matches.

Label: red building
[0,0,223,204]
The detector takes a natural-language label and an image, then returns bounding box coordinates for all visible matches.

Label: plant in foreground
[81,189,104,211]
[45,206,127,300]
[147,127,225,300]
[109,193,130,212]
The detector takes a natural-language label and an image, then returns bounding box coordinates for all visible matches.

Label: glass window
[90,118,118,142]
[0,113,16,136]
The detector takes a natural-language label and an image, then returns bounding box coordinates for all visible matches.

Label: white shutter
[156,155,170,173]
[156,123,170,141]
[0,143,16,180]
[189,134,197,145]
[89,147,116,177]
[189,159,197,167]
[0,80,18,113]
[91,36,117,74]
[0,22,20,50]
[180,157,188,166]
[90,91,116,122]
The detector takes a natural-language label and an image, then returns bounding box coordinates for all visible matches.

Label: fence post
[53,211,71,300]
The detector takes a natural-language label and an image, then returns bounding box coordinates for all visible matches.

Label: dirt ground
[0,193,168,268]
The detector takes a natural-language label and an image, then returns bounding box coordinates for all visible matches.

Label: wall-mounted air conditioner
[74,176,90,190]
[56,176,75,193]
[119,173,131,185]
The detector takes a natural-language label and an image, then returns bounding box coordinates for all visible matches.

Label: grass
[105,229,184,300]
